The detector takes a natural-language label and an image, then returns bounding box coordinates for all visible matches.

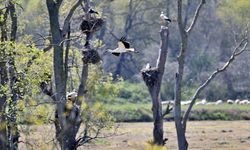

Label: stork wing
[112,52,120,57]
[119,37,130,48]
[118,41,125,49]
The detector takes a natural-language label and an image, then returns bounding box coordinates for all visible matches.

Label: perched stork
[88,8,99,18]
[145,63,151,70]
[160,11,171,25]
[88,8,99,15]
[106,37,136,56]
[67,91,78,102]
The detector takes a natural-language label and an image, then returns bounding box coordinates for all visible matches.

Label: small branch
[59,34,85,46]
[64,23,71,83]
[162,102,173,117]
[182,38,248,131]
[186,0,206,34]
[62,0,83,35]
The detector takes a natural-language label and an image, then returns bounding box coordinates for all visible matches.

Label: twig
[162,102,173,117]
[186,0,206,34]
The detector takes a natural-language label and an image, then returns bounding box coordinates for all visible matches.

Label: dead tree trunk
[141,26,169,145]
[175,1,248,150]
[175,0,205,149]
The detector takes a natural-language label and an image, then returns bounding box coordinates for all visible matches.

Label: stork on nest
[82,50,101,64]
[141,64,159,87]
[80,18,104,34]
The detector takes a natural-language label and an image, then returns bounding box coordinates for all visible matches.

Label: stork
[106,37,136,56]
[88,8,99,15]
[160,11,171,25]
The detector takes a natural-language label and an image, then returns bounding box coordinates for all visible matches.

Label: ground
[19,121,250,150]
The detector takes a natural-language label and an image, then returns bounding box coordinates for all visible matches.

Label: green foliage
[117,82,151,103]
[87,66,123,103]
[0,40,53,125]
[182,86,197,101]
[106,103,250,122]
[218,0,250,26]
[19,0,48,34]
[106,103,152,122]
[204,82,227,101]
[81,101,115,134]
[188,50,213,79]
[17,101,54,125]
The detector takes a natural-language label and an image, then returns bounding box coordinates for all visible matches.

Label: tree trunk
[142,26,169,145]
[0,61,8,149]
[46,0,93,149]
[174,35,188,150]
[176,127,188,150]
[46,1,75,149]
[175,0,205,149]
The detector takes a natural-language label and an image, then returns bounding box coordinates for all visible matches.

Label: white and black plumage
[67,91,77,102]
[160,11,171,23]
[106,37,136,56]
[88,8,99,14]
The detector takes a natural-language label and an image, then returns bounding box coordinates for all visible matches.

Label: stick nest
[82,50,101,64]
[80,18,104,33]
[141,67,159,87]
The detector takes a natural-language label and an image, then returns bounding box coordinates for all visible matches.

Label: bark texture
[175,0,205,149]
[46,0,83,149]
[142,26,169,145]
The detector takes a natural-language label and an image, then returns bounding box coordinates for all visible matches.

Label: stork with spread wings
[106,37,136,56]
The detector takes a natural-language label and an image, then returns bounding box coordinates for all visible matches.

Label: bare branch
[162,102,173,117]
[64,23,71,85]
[186,0,206,34]
[182,38,248,131]
[62,0,83,35]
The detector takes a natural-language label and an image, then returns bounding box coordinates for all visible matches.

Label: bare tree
[174,0,249,149]
[141,24,170,144]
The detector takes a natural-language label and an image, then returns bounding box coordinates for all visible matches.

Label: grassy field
[106,103,250,121]
[19,121,250,150]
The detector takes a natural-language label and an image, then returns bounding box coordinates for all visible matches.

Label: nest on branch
[141,67,159,87]
[80,18,104,34]
[82,50,101,64]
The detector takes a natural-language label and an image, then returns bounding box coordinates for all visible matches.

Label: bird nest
[80,18,104,33]
[141,67,159,87]
[82,50,101,64]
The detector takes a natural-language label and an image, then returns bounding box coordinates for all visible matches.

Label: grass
[105,103,250,122]
[189,104,250,111]
[19,121,250,150]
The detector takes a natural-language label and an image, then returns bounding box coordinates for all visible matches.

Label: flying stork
[106,37,136,56]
